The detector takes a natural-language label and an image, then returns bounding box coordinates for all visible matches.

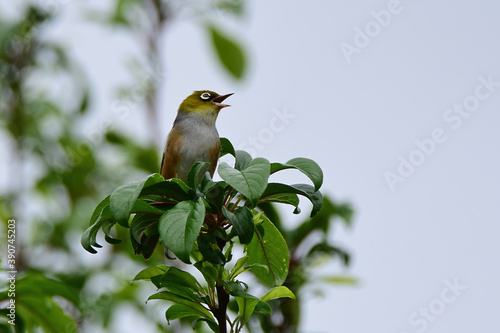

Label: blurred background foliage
[0,1,354,332]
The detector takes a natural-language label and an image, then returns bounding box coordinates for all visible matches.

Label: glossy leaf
[159,198,206,263]
[165,304,202,323]
[253,301,272,315]
[235,150,252,170]
[219,137,236,157]
[218,158,270,206]
[258,192,300,213]
[110,174,161,227]
[110,182,138,227]
[131,199,164,215]
[194,262,218,288]
[223,206,254,244]
[229,256,249,280]
[81,204,113,253]
[236,297,259,325]
[187,161,210,189]
[102,219,121,244]
[192,318,219,333]
[197,233,226,265]
[223,280,252,298]
[261,183,323,217]
[160,267,202,292]
[140,178,190,202]
[130,213,159,244]
[270,157,323,191]
[148,292,214,321]
[133,266,168,282]
[260,286,295,302]
[88,195,110,226]
[246,214,289,287]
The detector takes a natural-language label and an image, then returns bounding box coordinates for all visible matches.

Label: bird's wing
[159,151,166,174]
[207,138,220,177]
[160,128,183,179]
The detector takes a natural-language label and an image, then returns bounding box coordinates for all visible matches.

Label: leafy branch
[81,137,324,332]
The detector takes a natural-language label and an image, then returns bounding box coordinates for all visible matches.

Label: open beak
[212,93,234,109]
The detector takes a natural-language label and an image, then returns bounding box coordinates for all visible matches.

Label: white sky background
[2,0,500,332]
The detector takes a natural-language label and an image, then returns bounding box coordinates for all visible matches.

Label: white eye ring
[200,92,211,100]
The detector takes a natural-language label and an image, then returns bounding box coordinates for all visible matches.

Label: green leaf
[79,89,90,113]
[129,213,159,258]
[203,180,228,214]
[219,137,236,157]
[197,233,226,265]
[229,256,248,280]
[246,214,289,287]
[158,280,201,302]
[287,197,352,249]
[159,198,206,263]
[17,296,77,333]
[271,158,323,191]
[110,174,161,227]
[102,219,121,244]
[258,192,300,214]
[133,266,168,282]
[140,178,190,201]
[235,150,252,170]
[319,276,358,285]
[253,301,272,315]
[131,233,159,259]
[208,24,246,79]
[306,242,350,266]
[215,0,245,16]
[261,183,323,217]
[16,274,80,306]
[88,195,110,226]
[81,204,113,253]
[260,286,295,302]
[335,202,355,226]
[192,318,219,333]
[218,158,270,206]
[187,161,210,189]
[130,213,159,244]
[132,199,164,215]
[148,292,214,321]
[166,304,202,323]
[194,262,218,288]
[236,297,259,325]
[13,273,79,333]
[223,206,254,244]
[162,267,203,293]
[224,281,253,298]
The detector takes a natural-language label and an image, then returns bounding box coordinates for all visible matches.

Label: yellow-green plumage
[160,90,232,181]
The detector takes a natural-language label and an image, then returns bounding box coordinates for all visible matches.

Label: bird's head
[178,90,233,124]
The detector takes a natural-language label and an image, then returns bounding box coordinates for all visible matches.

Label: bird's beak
[212,93,234,109]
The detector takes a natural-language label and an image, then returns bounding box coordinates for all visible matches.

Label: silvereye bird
[160,90,233,181]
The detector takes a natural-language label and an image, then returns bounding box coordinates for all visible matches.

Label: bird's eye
[200,92,211,100]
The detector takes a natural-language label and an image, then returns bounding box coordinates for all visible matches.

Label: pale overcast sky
[2,0,500,332]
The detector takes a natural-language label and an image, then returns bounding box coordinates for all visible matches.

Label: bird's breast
[175,116,220,177]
